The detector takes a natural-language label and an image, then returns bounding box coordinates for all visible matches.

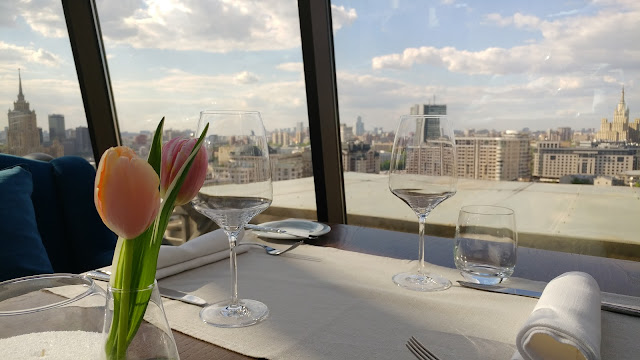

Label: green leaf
[147,117,165,176]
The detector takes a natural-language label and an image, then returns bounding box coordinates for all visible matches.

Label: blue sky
[1,0,638,135]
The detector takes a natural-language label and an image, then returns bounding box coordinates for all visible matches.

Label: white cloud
[331,4,357,31]
[0,41,63,68]
[11,0,67,38]
[107,68,308,131]
[234,71,259,84]
[88,1,355,53]
[277,62,303,72]
[372,6,640,81]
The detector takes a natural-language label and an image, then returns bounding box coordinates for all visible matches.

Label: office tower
[410,103,446,143]
[7,70,40,156]
[596,87,640,143]
[355,116,365,136]
[410,104,446,116]
[75,126,91,155]
[48,114,66,143]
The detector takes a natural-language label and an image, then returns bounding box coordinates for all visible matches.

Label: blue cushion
[0,165,54,281]
[0,155,71,272]
[50,156,117,273]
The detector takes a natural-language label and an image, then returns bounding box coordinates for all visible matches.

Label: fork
[406,336,441,360]
[238,240,304,256]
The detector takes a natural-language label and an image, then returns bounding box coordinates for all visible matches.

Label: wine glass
[191,110,272,327]
[388,114,457,291]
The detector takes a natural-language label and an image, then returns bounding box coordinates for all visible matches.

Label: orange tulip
[95,146,161,239]
[160,137,208,206]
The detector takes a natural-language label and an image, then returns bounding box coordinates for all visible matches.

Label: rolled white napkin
[512,271,602,360]
[156,229,248,280]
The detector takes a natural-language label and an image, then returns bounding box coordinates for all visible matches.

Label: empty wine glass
[389,114,457,291]
[191,110,272,327]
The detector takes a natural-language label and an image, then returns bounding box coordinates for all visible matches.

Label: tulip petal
[95,146,160,239]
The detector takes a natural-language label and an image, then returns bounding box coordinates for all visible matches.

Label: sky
[0,0,639,134]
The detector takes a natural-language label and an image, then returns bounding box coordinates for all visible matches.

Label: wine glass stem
[418,214,427,274]
[228,232,239,307]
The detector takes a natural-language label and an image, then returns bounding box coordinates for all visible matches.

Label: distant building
[48,114,66,143]
[342,141,380,174]
[410,104,446,115]
[595,87,640,143]
[7,70,40,156]
[456,131,531,181]
[355,116,365,136]
[340,123,354,142]
[270,153,305,181]
[533,141,639,180]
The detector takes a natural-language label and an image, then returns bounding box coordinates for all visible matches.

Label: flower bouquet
[94,118,208,360]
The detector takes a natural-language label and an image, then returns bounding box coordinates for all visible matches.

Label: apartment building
[455,132,531,181]
[533,141,640,180]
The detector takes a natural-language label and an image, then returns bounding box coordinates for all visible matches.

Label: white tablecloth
[158,233,640,360]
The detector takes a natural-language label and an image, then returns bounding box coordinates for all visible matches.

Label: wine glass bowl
[388,114,457,291]
[191,110,272,327]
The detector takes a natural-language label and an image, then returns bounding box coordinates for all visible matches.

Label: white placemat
[158,234,640,360]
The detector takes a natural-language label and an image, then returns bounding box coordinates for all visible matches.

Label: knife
[457,281,640,317]
[85,271,208,307]
[245,224,318,239]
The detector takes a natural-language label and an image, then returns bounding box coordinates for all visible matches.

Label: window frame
[61,0,346,223]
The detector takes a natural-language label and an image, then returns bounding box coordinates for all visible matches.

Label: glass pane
[0,1,95,162]
[95,0,316,242]
[333,1,640,258]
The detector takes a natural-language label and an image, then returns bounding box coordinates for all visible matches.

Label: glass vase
[0,273,106,359]
[103,280,179,360]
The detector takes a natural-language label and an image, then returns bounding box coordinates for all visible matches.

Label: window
[1,1,95,162]
[94,0,317,240]
[52,1,639,259]
[332,1,640,257]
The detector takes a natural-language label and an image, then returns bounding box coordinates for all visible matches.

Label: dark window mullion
[62,0,120,161]
[298,0,347,224]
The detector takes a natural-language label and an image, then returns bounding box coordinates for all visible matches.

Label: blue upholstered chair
[0,153,117,281]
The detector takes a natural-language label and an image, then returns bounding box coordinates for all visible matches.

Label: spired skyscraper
[595,87,640,143]
[7,70,40,156]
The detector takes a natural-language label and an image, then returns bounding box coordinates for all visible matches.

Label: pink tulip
[160,137,208,206]
[95,146,161,239]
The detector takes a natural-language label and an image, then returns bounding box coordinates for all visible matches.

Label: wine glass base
[393,271,452,292]
[200,298,269,328]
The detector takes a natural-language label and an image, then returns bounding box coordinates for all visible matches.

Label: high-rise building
[456,132,531,181]
[596,87,640,143]
[410,103,446,116]
[7,70,40,156]
[48,114,66,143]
[410,104,446,143]
[355,116,365,136]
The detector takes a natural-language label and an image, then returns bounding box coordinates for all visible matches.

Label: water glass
[454,205,517,284]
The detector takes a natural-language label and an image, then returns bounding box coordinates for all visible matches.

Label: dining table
[161,223,639,360]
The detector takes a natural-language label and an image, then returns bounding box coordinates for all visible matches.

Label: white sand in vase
[0,330,103,359]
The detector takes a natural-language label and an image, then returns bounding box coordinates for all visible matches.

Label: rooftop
[259,173,640,261]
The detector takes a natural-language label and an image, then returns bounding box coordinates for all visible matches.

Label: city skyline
[1,1,639,134]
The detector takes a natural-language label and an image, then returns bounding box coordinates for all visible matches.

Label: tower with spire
[595,87,640,143]
[7,69,41,155]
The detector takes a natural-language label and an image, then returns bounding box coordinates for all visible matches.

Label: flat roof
[267,173,640,260]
